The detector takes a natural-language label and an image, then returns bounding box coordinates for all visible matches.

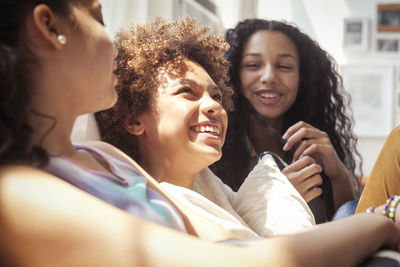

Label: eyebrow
[242,52,296,59]
[178,78,221,92]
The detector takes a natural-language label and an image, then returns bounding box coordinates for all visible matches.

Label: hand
[282,156,323,202]
[366,204,400,251]
[282,121,345,182]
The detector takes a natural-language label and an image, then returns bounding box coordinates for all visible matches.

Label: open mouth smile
[190,124,221,136]
[259,92,279,99]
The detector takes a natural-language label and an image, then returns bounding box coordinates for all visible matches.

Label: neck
[141,159,199,189]
[246,111,287,159]
[138,145,201,189]
[28,108,77,157]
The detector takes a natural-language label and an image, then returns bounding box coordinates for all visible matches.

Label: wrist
[330,163,350,184]
[367,196,400,221]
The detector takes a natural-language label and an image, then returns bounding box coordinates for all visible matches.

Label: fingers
[303,186,323,203]
[292,140,328,162]
[282,155,319,174]
[282,156,323,202]
[282,121,328,152]
[283,121,312,140]
[283,159,322,185]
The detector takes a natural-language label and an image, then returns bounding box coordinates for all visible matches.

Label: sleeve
[356,126,400,213]
[232,154,316,237]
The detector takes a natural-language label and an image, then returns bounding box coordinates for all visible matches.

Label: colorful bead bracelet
[383,195,400,221]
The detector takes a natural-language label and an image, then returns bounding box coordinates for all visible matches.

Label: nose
[260,64,276,84]
[200,93,223,116]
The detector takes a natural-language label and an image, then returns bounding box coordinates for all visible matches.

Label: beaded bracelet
[383,195,400,221]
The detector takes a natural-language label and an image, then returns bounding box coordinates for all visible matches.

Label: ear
[124,115,146,136]
[29,4,67,50]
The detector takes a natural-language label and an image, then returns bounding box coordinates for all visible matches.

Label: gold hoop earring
[57,35,67,45]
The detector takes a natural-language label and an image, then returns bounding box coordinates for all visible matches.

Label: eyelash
[245,63,260,68]
[278,65,292,70]
[178,86,194,94]
[213,94,222,102]
[244,63,293,70]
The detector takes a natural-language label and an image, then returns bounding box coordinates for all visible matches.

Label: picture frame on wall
[378,3,400,32]
[340,65,394,137]
[377,38,399,52]
[343,18,369,50]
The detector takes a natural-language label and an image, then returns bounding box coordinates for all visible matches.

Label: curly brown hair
[96,17,233,161]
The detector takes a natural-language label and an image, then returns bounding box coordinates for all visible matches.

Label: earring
[57,35,67,45]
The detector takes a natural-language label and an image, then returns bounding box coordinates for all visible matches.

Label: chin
[205,149,222,165]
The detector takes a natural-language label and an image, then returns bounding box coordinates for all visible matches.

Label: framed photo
[343,18,369,50]
[377,38,399,52]
[378,4,400,32]
[340,65,394,137]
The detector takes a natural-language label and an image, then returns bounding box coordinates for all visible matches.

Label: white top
[160,183,259,239]
[162,154,315,238]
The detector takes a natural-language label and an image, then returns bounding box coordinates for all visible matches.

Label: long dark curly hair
[212,19,362,193]
[0,0,88,166]
[95,17,233,162]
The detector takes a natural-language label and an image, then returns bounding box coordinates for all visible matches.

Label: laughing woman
[95,17,316,238]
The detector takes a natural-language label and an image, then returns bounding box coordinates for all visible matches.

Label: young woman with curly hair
[95,17,234,162]
[211,19,362,223]
[96,17,319,238]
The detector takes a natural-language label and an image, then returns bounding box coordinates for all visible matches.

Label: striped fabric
[45,144,186,232]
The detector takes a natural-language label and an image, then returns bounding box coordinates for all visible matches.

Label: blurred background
[79,0,400,178]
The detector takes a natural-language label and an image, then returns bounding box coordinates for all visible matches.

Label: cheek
[239,70,258,97]
[287,74,300,97]
[221,112,228,145]
[239,70,251,90]
[158,105,191,136]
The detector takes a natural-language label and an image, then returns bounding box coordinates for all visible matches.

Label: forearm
[330,164,356,209]
[267,213,398,267]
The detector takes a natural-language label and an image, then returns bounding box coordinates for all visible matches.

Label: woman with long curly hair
[211,19,362,223]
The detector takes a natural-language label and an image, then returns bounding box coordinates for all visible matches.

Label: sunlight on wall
[302,0,350,64]
[215,0,241,29]
[257,0,292,21]
[257,0,350,64]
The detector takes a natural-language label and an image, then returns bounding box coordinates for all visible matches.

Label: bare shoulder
[0,164,147,266]
[0,164,53,179]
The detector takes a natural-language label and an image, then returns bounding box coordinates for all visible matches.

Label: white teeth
[193,125,221,136]
[260,93,278,99]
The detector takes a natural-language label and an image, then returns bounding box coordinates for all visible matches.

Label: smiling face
[239,30,300,125]
[132,59,228,185]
